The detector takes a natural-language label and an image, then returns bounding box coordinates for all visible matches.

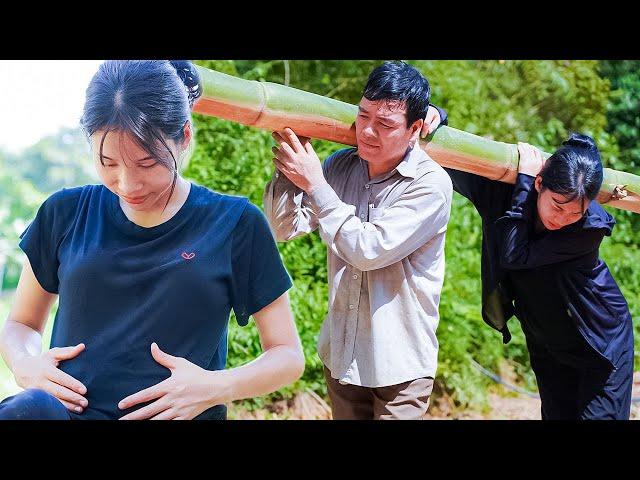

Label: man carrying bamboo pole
[264,61,451,419]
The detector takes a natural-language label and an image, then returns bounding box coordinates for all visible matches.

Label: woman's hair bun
[169,60,202,108]
[562,132,597,151]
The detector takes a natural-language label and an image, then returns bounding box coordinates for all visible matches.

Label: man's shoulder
[414,151,453,198]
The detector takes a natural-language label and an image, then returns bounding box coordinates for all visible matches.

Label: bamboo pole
[192,65,640,215]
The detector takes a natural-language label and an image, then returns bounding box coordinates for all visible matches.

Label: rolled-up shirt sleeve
[263,170,319,242]
[263,150,344,242]
[307,172,453,272]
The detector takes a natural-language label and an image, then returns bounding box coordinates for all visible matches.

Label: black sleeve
[432,103,507,216]
[495,173,606,270]
[444,167,513,219]
[18,190,72,294]
[427,103,518,219]
[229,203,293,326]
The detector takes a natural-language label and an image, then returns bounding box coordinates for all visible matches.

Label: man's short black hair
[362,61,431,128]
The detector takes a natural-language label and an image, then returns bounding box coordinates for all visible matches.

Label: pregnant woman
[0,60,305,420]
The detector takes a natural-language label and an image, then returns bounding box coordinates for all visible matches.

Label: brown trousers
[324,366,434,420]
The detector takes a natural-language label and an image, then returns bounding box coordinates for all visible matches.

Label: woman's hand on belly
[12,343,89,413]
[117,342,230,420]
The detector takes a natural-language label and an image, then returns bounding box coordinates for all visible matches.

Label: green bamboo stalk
[192,65,640,215]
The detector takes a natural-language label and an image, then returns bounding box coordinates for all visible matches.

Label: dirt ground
[228,372,640,420]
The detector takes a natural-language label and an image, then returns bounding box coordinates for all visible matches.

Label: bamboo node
[495,144,518,182]
[253,80,269,126]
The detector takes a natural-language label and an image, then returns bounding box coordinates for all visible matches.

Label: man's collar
[394,145,419,179]
[356,144,420,182]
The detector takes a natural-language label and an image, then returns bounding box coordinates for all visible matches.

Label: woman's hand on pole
[517,142,546,177]
[420,105,443,138]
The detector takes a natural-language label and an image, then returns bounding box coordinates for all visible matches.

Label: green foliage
[185,60,639,410]
[233,60,381,104]
[4,127,97,194]
[0,154,46,290]
[600,61,640,175]
[0,127,95,290]
[599,60,640,242]
[410,60,611,149]
[598,61,640,367]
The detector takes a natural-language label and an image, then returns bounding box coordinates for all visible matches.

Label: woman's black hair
[80,60,203,208]
[362,61,431,128]
[539,132,604,208]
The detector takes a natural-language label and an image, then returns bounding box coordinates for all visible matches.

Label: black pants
[526,336,634,420]
[0,389,72,420]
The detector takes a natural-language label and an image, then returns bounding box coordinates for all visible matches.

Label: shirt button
[275,171,279,178]
[359,214,365,219]
[348,304,355,310]
[352,274,358,280]
[365,184,370,189]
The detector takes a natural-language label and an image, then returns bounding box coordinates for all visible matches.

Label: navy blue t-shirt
[18,182,293,420]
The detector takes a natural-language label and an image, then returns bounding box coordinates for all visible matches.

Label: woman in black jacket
[445,133,634,420]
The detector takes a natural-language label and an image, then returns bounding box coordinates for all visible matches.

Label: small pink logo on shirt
[181,252,195,260]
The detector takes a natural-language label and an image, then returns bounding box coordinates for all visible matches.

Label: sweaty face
[91,130,179,212]
[535,176,589,230]
[355,97,421,171]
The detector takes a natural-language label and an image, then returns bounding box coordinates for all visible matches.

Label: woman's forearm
[212,343,305,405]
[0,318,43,372]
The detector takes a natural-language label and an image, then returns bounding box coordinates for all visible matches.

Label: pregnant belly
[58,348,172,420]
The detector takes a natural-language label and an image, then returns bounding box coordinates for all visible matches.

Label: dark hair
[80,60,203,208]
[362,61,431,128]
[539,133,603,207]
